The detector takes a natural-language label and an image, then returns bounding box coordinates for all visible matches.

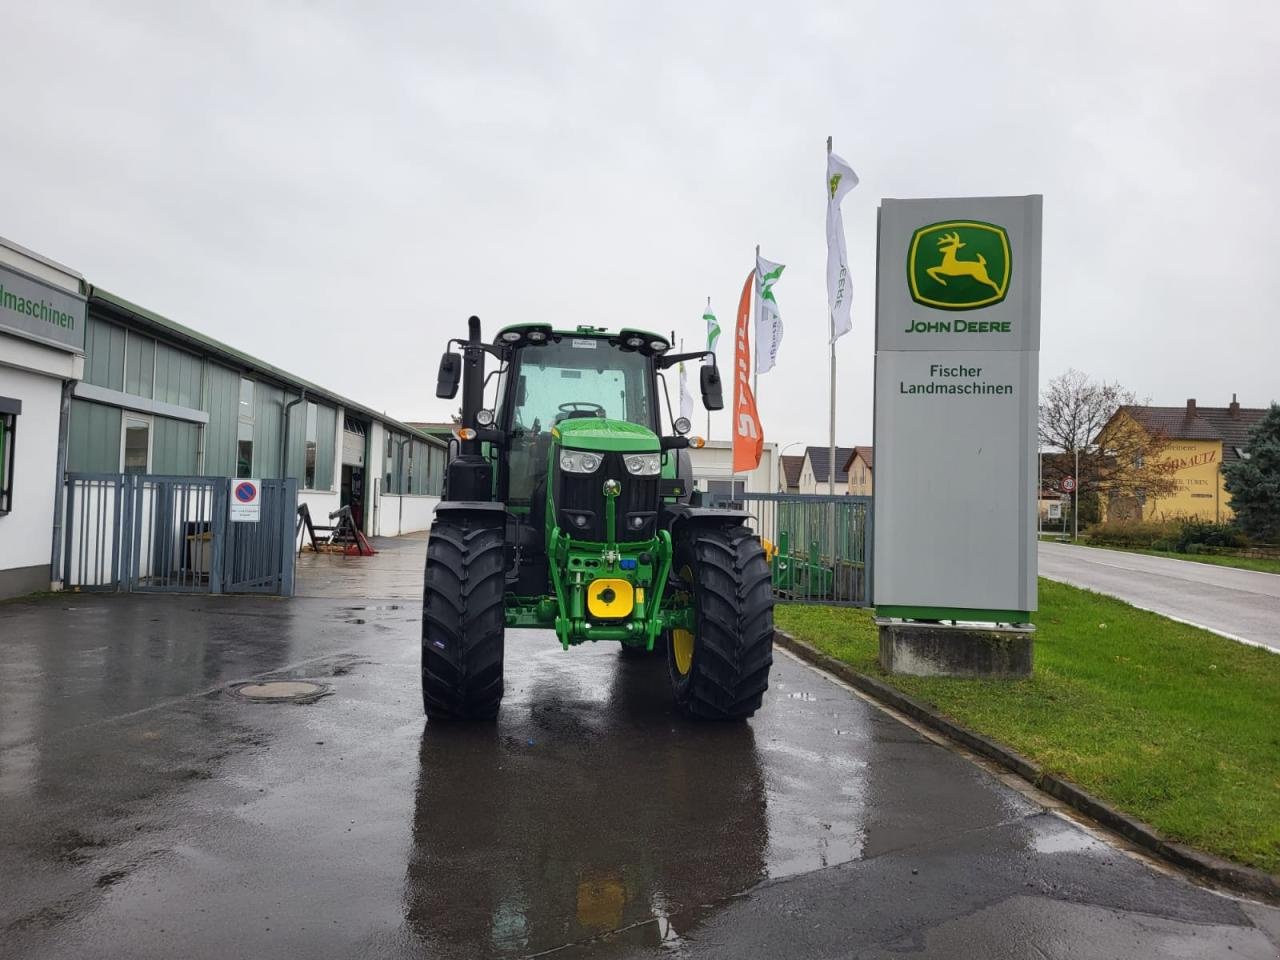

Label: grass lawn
[775,579,1280,874]
[1079,542,1280,576]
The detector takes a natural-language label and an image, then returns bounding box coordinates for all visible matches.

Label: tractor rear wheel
[667,524,774,719]
[422,516,506,720]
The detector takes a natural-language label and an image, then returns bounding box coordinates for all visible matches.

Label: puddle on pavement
[1031,823,1107,855]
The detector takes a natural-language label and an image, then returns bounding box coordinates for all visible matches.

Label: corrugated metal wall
[84,317,125,390]
[154,343,202,409]
[152,417,199,474]
[124,334,155,398]
[313,403,336,490]
[68,303,432,494]
[67,399,121,472]
[203,363,239,477]
[252,381,284,478]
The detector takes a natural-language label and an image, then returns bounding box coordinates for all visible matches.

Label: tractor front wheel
[422,515,506,720]
[667,524,774,719]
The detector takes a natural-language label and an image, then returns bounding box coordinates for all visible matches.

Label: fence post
[281,478,298,597]
[865,496,875,607]
[121,475,137,592]
[62,477,75,587]
[210,480,225,594]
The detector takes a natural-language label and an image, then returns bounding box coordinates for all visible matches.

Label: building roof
[805,445,856,485]
[780,454,804,489]
[842,445,874,473]
[1110,400,1268,463]
[89,286,446,447]
[405,421,457,436]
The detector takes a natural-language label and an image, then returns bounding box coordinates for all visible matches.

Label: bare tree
[1038,369,1178,518]
[1039,369,1135,455]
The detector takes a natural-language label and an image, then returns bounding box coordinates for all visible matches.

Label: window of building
[237,378,255,478]
[0,398,19,515]
[122,416,151,475]
[703,479,746,507]
[304,402,318,489]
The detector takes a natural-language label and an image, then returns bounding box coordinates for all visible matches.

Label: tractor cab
[426,316,773,722]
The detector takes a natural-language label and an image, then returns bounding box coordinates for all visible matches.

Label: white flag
[754,254,785,374]
[678,361,694,421]
[826,151,859,340]
[704,298,720,353]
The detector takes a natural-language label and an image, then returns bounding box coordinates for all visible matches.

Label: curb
[773,628,1280,902]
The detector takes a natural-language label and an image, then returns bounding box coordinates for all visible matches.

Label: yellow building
[843,446,874,496]
[1098,397,1266,523]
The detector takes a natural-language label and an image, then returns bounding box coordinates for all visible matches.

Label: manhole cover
[230,680,331,704]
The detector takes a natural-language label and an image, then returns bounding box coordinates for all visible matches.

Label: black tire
[667,524,774,719]
[422,515,506,720]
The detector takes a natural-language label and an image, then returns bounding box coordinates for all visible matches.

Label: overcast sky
[3,1,1277,453]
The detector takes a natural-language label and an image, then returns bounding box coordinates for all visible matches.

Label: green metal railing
[705,492,872,606]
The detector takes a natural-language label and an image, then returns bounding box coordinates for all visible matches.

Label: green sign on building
[907,220,1011,311]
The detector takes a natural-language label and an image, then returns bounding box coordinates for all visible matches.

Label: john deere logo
[908,221,1011,311]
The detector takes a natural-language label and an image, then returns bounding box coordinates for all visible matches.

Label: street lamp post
[1073,446,1080,542]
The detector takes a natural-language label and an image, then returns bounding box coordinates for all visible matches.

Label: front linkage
[506,480,687,650]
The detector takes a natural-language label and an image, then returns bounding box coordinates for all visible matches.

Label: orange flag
[732,270,764,472]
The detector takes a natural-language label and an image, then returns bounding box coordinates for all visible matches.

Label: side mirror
[436,352,461,399]
[700,364,724,411]
[515,374,528,408]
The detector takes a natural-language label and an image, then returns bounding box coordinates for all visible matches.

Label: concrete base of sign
[875,618,1034,678]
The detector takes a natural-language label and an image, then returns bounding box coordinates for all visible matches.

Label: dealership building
[0,235,446,600]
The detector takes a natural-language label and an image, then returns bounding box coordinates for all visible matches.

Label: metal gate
[62,473,297,596]
[220,479,297,594]
[706,492,873,606]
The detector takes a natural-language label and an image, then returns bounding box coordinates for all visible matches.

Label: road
[1038,541,1280,651]
[1,536,1276,959]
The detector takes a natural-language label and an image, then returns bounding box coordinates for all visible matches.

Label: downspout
[48,377,74,589]
[281,390,306,482]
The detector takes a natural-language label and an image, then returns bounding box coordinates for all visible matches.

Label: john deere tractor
[423,316,774,721]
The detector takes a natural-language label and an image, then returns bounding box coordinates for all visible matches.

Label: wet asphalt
[1,535,1277,959]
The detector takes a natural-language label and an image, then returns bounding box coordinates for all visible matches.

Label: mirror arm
[655,350,714,370]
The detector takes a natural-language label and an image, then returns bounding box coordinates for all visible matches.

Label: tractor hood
[553,418,660,453]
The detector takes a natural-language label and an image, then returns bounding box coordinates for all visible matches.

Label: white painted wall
[0,349,67,582]
[376,494,439,537]
[366,420,385,536]
[686,441,777,494]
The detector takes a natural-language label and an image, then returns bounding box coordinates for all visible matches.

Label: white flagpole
[827,136,837,497]
[706,296,712,441]
[753,244,761,405]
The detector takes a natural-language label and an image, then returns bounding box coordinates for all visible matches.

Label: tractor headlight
[623,453,661,476]
[560,450,602,473]
[475,408,495,427]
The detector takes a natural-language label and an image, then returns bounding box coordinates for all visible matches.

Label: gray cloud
[3,1,1276,453]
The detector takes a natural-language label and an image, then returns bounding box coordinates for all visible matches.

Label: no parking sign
[229,479,261,523]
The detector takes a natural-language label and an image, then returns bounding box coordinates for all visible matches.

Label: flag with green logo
[754,253,785,374]
[826,151,859,340]
[678,360,694,420]
[703,298,720,353]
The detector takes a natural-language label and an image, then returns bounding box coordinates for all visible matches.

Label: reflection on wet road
[0,536,1276,959]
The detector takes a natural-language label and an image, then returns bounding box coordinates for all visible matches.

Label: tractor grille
[555,452,659,542]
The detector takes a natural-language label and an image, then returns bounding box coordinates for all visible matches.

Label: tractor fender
[433,500,507,526]
[675,448,694,504]
[660,504,752,536]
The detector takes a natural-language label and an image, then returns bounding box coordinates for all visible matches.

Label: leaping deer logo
[926,231,1001,294]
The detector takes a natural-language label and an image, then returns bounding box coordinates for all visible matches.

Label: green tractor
[424,316,774,721]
